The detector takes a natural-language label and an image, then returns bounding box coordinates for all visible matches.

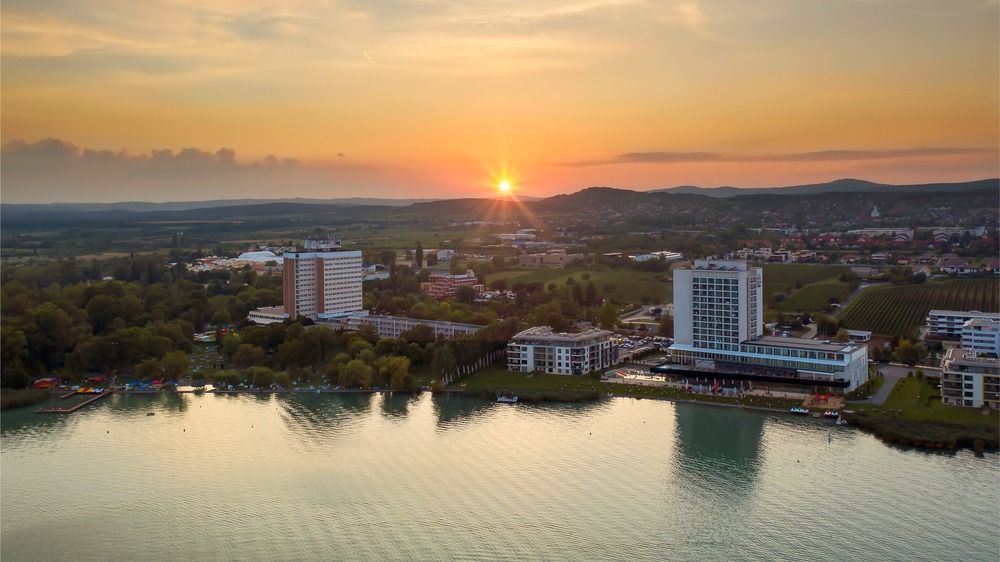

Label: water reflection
[379,392,421,418]
[431,394,495,428]
[672,404,765,500]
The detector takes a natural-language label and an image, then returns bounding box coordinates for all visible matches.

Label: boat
[496,394,518,403]
[146,412,155,416]
[822,410,839,418]
[789,406,810,415]
[835,416,848,426]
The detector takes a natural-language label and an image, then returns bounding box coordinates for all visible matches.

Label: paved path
[857,363,942,405]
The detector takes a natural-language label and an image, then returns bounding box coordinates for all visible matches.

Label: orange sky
[2,0,998,202]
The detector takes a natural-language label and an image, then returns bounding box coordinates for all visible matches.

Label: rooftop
[929,310,1000,318]
[690,259,750,271]
[754,335,858,353]
[512,326,612,343]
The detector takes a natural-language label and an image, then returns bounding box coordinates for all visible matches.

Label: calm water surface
[2,393,998,561]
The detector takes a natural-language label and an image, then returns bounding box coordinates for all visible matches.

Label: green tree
[658,315,673,337]
[455,284,477,305]
[340,359,373,387]
[432,345,457,378]
[231,344,265,369]
[598,302,618,330]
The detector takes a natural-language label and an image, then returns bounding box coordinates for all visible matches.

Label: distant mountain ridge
[648,178,998,197]
[1,197,438,213]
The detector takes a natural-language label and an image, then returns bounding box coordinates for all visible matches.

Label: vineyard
[839,279,1000,339]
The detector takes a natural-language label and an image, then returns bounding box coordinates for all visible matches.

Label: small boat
[789,406,810,416]
[496,395,518,404]
[823,410,839,418]
[146,412,155,416]
[835,416,847,426]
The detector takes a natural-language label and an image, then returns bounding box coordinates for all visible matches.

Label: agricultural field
[485,266,671,306]
[761,264,850,310]
[779,280,853,312]
[839,278,999,339]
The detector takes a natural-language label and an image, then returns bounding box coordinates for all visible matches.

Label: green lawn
[485,266,671,305]
[456,365,606,402]
[762,264,849,309]
[780,279,853,313]
[858,376,1000,425]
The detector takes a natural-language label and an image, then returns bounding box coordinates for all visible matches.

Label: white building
[282,242,363,321]
[319,310,483,339]
[507,326,614,375]
[927,310,1000,338]
[247,305,288,325]
[940,348,999,408]
[961,318,1000,356]
[665,260,868,391]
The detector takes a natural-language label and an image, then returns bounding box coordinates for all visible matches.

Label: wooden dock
[36,391,112,414]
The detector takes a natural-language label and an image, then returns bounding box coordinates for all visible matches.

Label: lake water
[2,393,998,561]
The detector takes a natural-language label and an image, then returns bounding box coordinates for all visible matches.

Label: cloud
[0,138,308,202]
[562,147,996,166]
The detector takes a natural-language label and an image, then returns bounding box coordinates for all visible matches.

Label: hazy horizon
[2,0,998,202]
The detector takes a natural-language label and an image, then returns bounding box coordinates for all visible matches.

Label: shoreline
[10,385,995,452]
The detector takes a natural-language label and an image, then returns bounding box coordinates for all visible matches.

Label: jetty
[36,390,112,414]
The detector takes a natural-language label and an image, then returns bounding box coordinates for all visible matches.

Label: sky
[2,0,998,203]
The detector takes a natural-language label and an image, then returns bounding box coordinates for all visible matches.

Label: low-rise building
[247,306,289,325]
[518,251,584,268]
[940,348,999,408]
[927,310,1000,338]
[420,270,484,298]
[319,311,484,339]
[507,326,615,375]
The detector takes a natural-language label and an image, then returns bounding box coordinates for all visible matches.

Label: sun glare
[498,179,512,194]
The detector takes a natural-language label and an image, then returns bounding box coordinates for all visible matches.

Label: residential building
[282,239,363,320]
[319,311,483,339]
[518,251,584,268]
[961,318,1000,356]
[940,348,999,408]
[420,270,485,298]
[507,326,615,375]
[927,310,1000,338]
[663,260,869,390]
[631,250,684,263]
[247,305,288,325]
[846,228,914,242]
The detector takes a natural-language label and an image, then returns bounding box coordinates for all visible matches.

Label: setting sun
[498,179,512,194]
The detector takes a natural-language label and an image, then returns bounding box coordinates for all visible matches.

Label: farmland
[485,266,671,306]
[761,264,850,310]
[839,278,999,338]
[779,279,853,312]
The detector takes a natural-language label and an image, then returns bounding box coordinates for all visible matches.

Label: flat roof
[753,336,856,353]
[928,310,1000,318]
[512,326,612,343]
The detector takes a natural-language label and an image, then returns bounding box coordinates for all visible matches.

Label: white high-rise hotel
[666,260,869,391]
[282,238,363,320]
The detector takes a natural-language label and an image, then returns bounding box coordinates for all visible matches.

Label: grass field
[780,279,853,312]
[847,377,999,448]
[839,278,999,338]
[457,365,606,402]
[485,266,671,305]
[762,264,849,309]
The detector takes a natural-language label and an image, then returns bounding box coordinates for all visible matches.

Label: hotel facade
[282,239,363,321]
[661,260,869,391]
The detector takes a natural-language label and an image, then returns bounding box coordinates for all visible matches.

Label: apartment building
[507,326,614,375]
[940,347,1000,408]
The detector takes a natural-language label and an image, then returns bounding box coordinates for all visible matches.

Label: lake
[2,393,998,561]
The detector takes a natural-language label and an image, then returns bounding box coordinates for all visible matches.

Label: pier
[36,391,112,414]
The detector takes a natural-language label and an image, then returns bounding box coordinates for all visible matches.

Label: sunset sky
[2,0,998,202]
